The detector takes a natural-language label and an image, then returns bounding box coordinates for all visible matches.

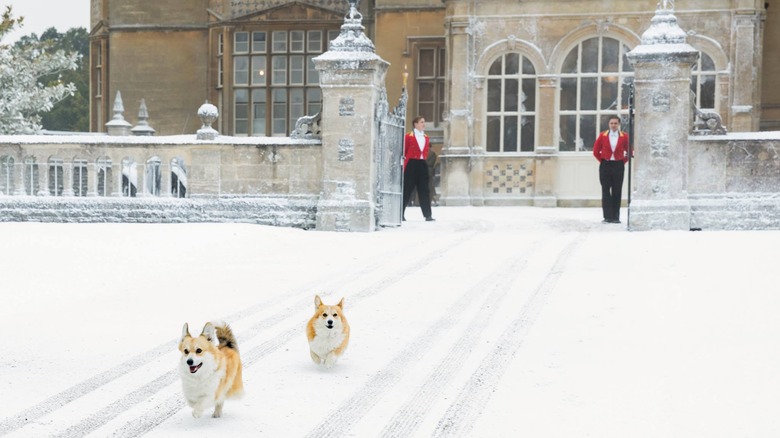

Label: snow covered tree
[0,6,78,134]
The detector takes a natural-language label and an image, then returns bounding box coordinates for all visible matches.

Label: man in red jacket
[592,115,629,224]
[402,116,434,221]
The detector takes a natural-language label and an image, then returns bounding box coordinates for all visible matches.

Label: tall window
[48,158,64,196]
[171,158,187,198]
[73,159,88,196]
[121,158,137,197]
[417,45,446,126]
[485,53,537,152]
[691,52,716,110]
[0,156,13,195]
[23,157,38,196]
[559,36,634,152]
[146,157,161,196]
[233,29,326,136]
[97,157,112,197]
[93,43,103,128]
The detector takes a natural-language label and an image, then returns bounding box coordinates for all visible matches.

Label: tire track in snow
[0,230,472,437]
[301,240,546,438]
[377,236,563,437]
[431,233,585,438]
[100,230,481,438]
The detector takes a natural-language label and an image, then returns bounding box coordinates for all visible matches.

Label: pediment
[90,20,109,37]
[234,1,347,23]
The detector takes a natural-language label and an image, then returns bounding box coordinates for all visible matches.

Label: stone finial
[196,101,219,140]
[657,0,674,11]
[131,99,156,136]
[324,0,374,54]
[640,1,686,45]
[105,91,132,136]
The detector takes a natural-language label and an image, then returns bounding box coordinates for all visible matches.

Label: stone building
[90,0,776,206]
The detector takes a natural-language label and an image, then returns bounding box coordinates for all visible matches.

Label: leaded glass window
[485,53,537,152]
[559,36,634,152]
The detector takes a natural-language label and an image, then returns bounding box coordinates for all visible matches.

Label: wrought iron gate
[374,87,407,227]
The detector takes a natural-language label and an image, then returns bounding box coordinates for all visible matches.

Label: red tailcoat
[593,130,630,163]
[404,131,430,169]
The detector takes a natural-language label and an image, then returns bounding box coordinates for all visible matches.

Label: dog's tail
[214,322,239,351]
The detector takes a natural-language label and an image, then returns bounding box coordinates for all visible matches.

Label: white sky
[1,207,779,437]
[1,0,90,43]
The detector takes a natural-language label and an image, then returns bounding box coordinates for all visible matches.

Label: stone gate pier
[626,1,699,231]
[313,1,388,232]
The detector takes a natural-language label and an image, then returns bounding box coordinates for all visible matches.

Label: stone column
[626,3,698,231]
[37,162,48,196]
[730,10,762,132]
[312,1,387,232]
[87,163,98,196]
[533,75,559,207]
[113,162,123,197]
[62,163,75,196]
[12,161,23,195]
[160,161,172,197]
[439,16,474,206]
[136,163,145,197]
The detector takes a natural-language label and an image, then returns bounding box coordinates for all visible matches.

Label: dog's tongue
[189,363,202,373]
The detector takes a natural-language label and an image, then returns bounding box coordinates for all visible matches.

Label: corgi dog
[307,295,350,368]
[178,322,244,418]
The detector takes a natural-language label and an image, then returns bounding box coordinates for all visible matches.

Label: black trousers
[599,160,625,221]
[403,159,432,219]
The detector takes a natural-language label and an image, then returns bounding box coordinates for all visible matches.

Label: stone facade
[89,0,777,208]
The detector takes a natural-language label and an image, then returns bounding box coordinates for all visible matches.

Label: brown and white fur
[178,322,244,418]
[307,295,350,368]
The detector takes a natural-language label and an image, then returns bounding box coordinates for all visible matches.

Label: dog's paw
[192,409,203,418]
[324,354,338,369]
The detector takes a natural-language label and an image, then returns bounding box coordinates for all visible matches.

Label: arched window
[49,158,64,196]
[121,158,137,197]
[0,156,13,195]
[691,52,716,111]
[97,157,112,197]
[171,158,187,198]
[485,53,537,152]
[23,156,39,196]
[146,157,162,196]
[73,159,88,197]
[559,36,634,152]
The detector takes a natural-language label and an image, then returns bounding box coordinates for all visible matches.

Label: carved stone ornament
[338,138,355,161]
[650,135,670,158]
[652,92,671,113]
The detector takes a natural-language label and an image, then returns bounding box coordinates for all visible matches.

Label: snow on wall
[0,196,319,228]
[0,135,323,227]
[688,135,780,230]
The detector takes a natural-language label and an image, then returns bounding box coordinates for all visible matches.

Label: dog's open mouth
[189,363,202,373]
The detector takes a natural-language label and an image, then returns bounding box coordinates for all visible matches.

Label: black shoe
[601,219,609,224]
[425,217,435,222]
[609,219,621,224]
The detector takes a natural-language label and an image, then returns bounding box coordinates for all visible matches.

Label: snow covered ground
[1,206,779,437]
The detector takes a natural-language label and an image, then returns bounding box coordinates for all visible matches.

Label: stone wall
[0,135,322,227]
[689,133,780,230]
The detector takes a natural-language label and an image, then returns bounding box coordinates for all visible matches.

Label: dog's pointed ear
[200,322,217,344]
[314,295,323,309]
[181,323,191,342]
[337,297,345,309]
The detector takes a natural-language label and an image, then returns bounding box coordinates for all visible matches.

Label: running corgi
[307,295,350,368]
[178,322,244,418]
